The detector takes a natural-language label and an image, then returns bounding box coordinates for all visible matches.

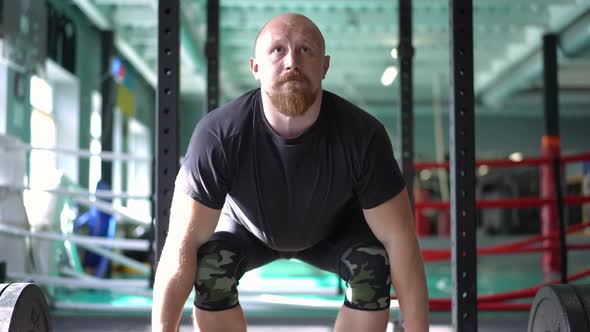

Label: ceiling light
[381,66,398,86]
[509,152,523,162]
[391,48,398,59]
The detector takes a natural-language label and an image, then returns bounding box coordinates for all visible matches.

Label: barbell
[1,281,589,331]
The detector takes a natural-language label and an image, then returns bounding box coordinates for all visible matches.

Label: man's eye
[301,47,310,54]
[272,47,283,53]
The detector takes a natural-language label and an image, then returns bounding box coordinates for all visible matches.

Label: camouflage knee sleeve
[194,239,244,311]
[339,244,391,311]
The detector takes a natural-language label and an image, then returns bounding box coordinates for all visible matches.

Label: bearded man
[152,13,429,332]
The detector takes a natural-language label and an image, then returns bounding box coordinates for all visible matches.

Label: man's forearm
[387,242,429,332]
[152,254,197,332]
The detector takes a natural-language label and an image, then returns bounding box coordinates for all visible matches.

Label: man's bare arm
[363,189,429,332]
[151,189,221,332]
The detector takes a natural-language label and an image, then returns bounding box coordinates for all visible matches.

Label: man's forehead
[255,14,325,50]
[262,28,321,46]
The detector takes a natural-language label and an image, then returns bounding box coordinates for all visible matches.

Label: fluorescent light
[509,152,523,162]
[391,48,398,59]
[381,66,398,86]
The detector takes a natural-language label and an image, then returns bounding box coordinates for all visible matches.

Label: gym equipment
[528,284,590,332]
[0,283,52,332]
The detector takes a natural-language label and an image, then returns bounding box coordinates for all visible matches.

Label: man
[152,13,429,332]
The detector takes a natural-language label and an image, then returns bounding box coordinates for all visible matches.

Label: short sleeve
[354,125,406,209]
[175,122,230,210]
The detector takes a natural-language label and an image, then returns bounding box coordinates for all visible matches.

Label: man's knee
[194,234,244,311]
[339,243,391,311]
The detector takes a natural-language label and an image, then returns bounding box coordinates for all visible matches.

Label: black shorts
[194,212,392,311]
[209,212,383,278]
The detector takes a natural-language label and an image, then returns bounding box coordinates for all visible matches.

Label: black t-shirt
[177,89,405,251]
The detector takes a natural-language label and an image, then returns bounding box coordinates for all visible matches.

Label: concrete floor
[51,313,530,331]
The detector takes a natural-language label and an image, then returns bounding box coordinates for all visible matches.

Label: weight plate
[571,284,590,330]
[0,283,52,332]
[0,284,10,298]
[528,284,589,332]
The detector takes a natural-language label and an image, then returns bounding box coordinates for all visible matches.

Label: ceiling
[74,0,590,117]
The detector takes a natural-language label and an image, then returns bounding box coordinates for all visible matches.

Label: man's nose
[284,50,300,71]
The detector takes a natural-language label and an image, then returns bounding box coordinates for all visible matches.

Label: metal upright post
[205,0,220,112]
[155,0,180,271]
[542,33,566,284]
[398,0,415,204]
[449,1,477,331]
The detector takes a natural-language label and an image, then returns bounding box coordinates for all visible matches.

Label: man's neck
[260,91,323,139]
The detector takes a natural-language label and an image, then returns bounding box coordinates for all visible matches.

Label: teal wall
[179,95,205,156]
[375,111,590,162]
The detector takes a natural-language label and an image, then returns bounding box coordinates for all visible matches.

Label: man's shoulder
[196,88,260,137]
[215,88,260,114]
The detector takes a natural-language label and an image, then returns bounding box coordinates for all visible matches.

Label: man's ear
[250,57,260,81]
[323,55,331,79]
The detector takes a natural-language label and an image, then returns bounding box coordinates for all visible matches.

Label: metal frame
[398,0,414,201]
[155,0,180,270]
[449,1,477,330]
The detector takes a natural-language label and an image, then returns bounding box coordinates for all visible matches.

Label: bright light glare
[90,110,102,139]
[420,169,432,181]
[477,165,489,176]
[30,76,53,113]
[381,66,399,86]
[89,139,102,192]
[391,48,398,59]
[509,152,523,162]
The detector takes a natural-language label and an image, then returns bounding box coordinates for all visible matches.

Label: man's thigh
[194,218,279,310]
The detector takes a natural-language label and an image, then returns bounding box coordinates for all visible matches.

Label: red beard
[267,71,317,116]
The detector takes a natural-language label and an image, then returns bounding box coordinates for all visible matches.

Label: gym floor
[52,314,531,331]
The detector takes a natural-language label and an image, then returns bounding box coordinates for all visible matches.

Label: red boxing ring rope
[414,152,590,170]
[393,268,590,311]
[421,221,590,262]
[409,151,590,311]
[414,195,590,211]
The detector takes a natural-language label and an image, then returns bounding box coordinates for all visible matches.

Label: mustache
[274,71,310,85]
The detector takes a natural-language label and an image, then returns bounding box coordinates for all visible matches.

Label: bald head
[254,13,326,55]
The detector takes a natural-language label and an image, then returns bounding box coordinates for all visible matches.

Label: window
[126,119,151,213]
[29,75,57,189]
[89,91,102,192]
